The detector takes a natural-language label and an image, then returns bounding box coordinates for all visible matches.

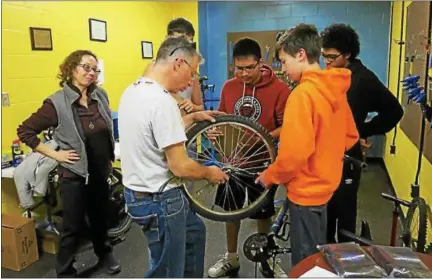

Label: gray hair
[155,36,204,64]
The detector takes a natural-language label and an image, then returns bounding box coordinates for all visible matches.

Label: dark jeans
[56,172,112,277]
[327,161,362,243]
[289,200,327,266]
[124,187,206,278]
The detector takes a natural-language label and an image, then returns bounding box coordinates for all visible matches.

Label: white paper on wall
[91,20,107,41]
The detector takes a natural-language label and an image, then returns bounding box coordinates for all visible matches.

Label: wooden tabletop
[289,247,432,278]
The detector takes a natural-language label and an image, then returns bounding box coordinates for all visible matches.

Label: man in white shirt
[118,36,228,278]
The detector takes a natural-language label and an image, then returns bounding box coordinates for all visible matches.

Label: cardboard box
[37,228,59,254]
[1,178,23,216]
[1,214,39,271]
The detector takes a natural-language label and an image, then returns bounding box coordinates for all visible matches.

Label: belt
[134,192,155,198]
[132,186,181,198]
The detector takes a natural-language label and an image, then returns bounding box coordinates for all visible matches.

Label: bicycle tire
[184,115,277,221]
[107,168,132,238]
[403,197,428,253]
[108,216,132,238]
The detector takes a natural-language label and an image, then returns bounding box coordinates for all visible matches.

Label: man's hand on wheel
[206,166,229,185]
[192,110,226,123]
[255,170,272,188]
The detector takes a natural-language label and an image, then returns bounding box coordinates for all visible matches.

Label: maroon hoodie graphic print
[218,64,291,133]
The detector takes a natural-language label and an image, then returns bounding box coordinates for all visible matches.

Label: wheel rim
[408,207,420,250]
[107,172,129,233]
[184,121,276,220]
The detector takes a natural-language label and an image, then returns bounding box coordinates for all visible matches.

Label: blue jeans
[124,187,206,278]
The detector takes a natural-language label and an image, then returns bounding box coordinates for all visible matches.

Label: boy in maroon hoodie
[208,38,290,278]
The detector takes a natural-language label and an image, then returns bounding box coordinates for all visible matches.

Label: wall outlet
[2,92,10,107]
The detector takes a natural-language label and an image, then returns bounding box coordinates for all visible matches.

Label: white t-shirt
[118,77,187,192]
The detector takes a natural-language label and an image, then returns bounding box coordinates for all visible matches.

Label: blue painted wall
[198,1,391,100]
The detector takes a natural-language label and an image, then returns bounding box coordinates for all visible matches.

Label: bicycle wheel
[107,168,132,238]
[184,115,277,221]
[403,197,428,253]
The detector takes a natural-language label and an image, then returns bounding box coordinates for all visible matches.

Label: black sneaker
[98,253,121,274]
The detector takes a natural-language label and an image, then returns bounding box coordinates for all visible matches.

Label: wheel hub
[243,233,270,262]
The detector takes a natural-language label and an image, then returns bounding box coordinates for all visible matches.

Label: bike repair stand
[199,76,218,110]
[401,71,430,202]
[398,34,431,250]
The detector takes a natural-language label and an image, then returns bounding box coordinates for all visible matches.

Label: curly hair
[57,50,98,87]
[321,24,360,61]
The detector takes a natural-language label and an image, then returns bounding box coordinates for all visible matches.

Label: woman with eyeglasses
[320,24,403,244]
[17,50,121,277]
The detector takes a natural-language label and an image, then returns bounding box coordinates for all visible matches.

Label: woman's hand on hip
[54,150,80,164]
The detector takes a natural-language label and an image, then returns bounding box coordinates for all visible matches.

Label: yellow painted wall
[1,1,198,149]
[385,1,432,237]
[1,1,198,214]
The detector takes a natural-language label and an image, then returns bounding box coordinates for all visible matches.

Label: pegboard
[399,1,432,163]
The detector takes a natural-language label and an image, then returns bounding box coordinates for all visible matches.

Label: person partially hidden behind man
[207,37,290,278]
[166,17,204,113]
[256,24,359,266]
[118,36,228,278]
[144,17,204,115]
[321,23,404,244]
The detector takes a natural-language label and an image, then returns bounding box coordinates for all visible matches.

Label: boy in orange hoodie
[256,24,359,266]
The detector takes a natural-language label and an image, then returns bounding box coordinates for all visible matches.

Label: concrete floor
[2,162,400,278]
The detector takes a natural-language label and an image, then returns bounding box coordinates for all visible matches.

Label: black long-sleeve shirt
[345,59,404,158]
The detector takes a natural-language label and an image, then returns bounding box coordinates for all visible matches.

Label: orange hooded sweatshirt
[265,68,359,206]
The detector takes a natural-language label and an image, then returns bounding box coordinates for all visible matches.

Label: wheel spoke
[184,116,276,221]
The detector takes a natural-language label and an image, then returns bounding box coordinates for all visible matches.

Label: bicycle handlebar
[381,193,411,207]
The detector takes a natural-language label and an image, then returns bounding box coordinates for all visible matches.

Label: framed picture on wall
[141,41,153,59]
[89,18,107,42]
[29,27,53,51]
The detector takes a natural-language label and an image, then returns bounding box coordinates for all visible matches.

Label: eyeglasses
[235,62,259,73]
[183,59,200,81]
[169,42,197,57]
[169,44,200,81]
[78,64,101,75]
[321,53,343,63]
